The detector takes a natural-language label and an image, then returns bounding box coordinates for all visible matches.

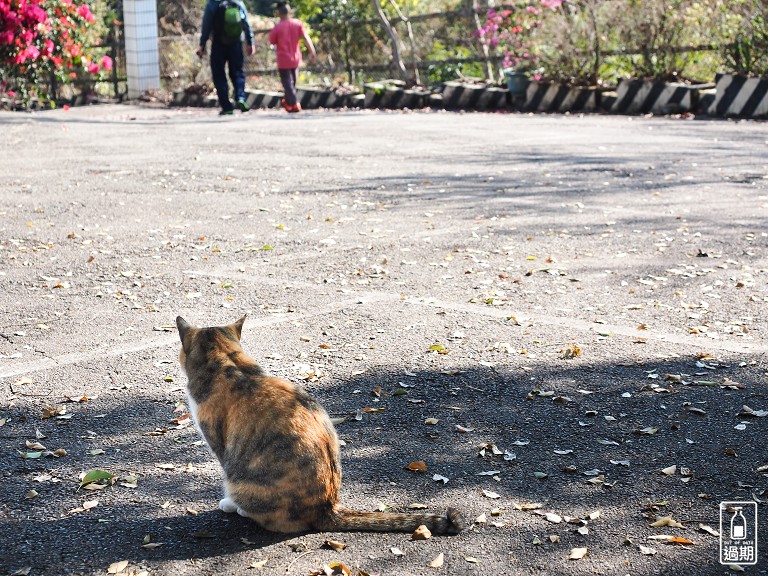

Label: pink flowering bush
[0,0,110,104]
[476,0,562,77]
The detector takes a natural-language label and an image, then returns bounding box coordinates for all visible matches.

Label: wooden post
[111,23,120,99]
[343,0,353,83]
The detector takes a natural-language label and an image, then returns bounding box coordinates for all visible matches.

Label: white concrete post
[123,0,161,99]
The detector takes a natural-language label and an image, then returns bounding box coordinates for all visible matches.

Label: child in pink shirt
[269,2,316,112]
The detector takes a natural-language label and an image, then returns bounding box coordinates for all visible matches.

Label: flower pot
[504,69,530,99]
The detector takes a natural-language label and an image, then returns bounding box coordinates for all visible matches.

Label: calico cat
[176,315,464,535]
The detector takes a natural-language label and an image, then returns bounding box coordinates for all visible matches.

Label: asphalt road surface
[0,105,766,576]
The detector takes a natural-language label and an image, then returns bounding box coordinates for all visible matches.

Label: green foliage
[717,1,768,76]
[156,0,204,33]
[155,0,768,93]
[609,0,694,80]
[535,0,616,85]
[425,42,482,84]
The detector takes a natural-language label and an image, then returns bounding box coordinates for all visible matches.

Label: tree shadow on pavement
[1,354,765,575]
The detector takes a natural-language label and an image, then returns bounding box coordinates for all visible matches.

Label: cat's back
[187,334,338,458]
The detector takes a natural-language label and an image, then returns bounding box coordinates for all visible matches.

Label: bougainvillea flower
[77,3,94,22]
[4,0,119,102]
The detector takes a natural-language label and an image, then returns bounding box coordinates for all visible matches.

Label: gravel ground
[0,105,766,576]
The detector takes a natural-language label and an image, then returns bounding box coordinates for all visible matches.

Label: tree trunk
[388,0,420,85]
[371,0,409,83]
[473,1,495,83]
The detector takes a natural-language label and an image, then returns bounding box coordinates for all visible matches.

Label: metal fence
[47,22,128,104]
[158,9,504,93]
[53,3,765,101]
[157,8,731,94]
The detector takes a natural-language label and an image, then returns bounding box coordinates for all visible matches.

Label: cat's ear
[232,314,247,340]
[176,316,192,349]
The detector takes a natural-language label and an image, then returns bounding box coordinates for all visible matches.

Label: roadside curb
[165,76,768,118]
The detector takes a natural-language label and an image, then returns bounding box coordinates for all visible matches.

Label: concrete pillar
[123,0,160,99]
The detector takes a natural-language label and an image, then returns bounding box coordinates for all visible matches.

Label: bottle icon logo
[720,501,757,565]
[730,507,746,540]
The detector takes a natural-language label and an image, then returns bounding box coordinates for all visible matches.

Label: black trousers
[278,68,297,106]
[210,41,245,112]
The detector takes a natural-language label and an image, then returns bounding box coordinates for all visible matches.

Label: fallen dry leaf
[323,540,347,551]
[650,515,684,528]
[699,524,720,537]
[739,405,768,417]
[515,502,543,511]
[41,405,66,419]
[107,560,129,574]
[405,460,427,472]
[562,344,581,359]
[427,553,444,568]
[569,547,588,560]
[668,536,695,545]
[412,525,432,540]
[119,476,138,489]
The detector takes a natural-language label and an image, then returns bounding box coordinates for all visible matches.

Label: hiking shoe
[288,103,301,113]
[219,109,234,116]
[281,98,290,111]
[237,99,250,112]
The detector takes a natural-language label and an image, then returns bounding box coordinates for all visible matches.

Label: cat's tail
[320,506,464,535]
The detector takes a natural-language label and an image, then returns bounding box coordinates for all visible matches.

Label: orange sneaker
[288,103,302,113]
[281,98,290,111]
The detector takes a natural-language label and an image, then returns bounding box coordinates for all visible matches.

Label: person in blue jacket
[197,0,255,115]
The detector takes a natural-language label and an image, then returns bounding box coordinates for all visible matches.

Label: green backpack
[214,0,243,44]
